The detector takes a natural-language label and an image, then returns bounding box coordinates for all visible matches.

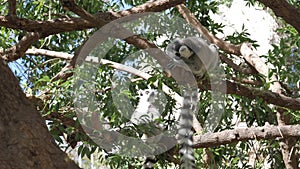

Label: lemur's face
[179,45,194,59]
[138,89,158,103]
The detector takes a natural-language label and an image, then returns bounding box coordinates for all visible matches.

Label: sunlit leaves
[225,25,258,47]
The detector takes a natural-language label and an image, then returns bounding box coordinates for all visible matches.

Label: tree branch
[175,4,241,55]
[8,0,16,16]
[194,125,300,148]
[200,79,300,111]
[0,55,80,169]
[115,0,185,16]
[219,54,257,75]
[0,0,184,62]
[1,32,40,61]
[26,48,73,60]
[240,43,283,94]
[0,0,184,33]
[0,15,92,32]
[60,0,107,25]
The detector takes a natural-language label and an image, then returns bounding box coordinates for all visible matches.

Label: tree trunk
[0,58,80,169]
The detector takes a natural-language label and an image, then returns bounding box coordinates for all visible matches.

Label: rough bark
[194,125,300,148]
[277,108,299,169]
[0,58,80,169]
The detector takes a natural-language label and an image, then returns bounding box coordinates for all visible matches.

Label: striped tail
[178,87,197,169]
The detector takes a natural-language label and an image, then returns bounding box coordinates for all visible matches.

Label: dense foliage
[1,0,299,168]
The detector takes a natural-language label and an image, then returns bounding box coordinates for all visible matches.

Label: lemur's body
[166,37,219,169]
[129,37,218,169]
[129,89,160,169]
[130,89,160,125]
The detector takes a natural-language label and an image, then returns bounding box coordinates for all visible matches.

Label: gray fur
[166,37,219,169]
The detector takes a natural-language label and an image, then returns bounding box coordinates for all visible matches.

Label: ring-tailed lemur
[130,89,160,125]
[166,37,219,169]
[166,37,218,78]
[129,89,161,169]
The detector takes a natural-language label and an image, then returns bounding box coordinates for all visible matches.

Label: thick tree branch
[200,79,300,111]
[276,108,298,169]
[0,0,184,33]
[0,0,184,62]
[0,56,80,169]
[258,0,300,33]
[117,0,185,16]
[0,15,92,32]
[1,32,40,61]
[8,0,16,16]
[194,125,300,148]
